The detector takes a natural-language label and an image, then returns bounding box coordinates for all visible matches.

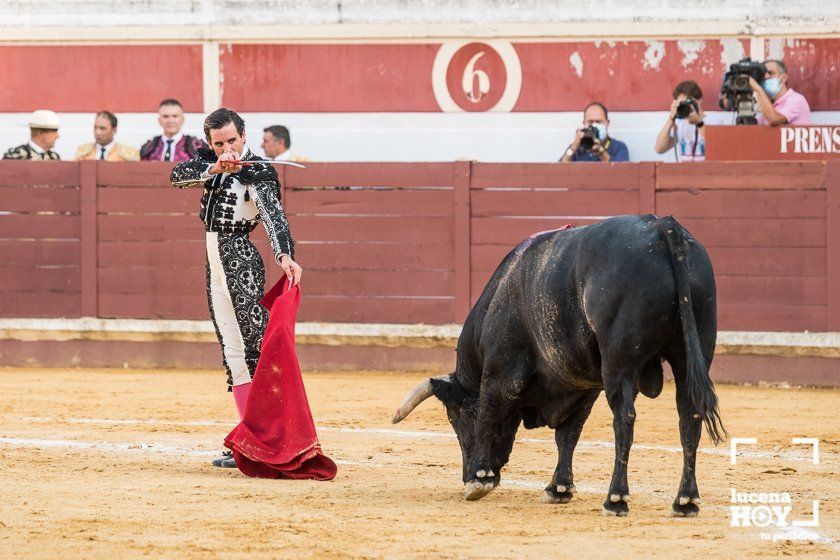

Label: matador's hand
[210,150,243,175]
[279,255,302,287]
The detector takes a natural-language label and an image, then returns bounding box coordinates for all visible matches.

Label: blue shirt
[568,137,630,162]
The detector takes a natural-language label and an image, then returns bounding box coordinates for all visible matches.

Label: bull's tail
[658,216,726,445]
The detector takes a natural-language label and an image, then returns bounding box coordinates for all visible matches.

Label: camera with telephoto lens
[675,98,698,119]
[719,57,766,125]
[579,125,600,151]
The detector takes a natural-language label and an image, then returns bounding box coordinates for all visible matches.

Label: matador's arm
[170,154,214,189]
[242,163,295,262]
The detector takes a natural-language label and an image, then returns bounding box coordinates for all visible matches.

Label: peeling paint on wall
[643,40,666,70]
[767,38,786,60]
[5,38,839,114]
[771,37,840,111]
[721,38,747,67]
[569,51,583,78]
[677,40,705,67]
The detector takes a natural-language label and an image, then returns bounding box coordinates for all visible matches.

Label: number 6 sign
[432,40,523,112]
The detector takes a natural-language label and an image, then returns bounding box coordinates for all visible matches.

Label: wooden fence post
[453,161,472,323]
[640,162,657,215]
[79,160,98,317]
[826,160,840,331]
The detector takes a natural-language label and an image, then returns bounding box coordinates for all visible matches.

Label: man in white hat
[3,110,62,160]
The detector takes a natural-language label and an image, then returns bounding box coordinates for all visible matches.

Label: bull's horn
[391,375,449,424]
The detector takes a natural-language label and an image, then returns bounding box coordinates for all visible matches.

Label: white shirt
[161,131,184,161]
[28,140,47,158]
[29,140,54,159]
[670,119,705,162]
[273,149,292,161]
[96,141,113,160]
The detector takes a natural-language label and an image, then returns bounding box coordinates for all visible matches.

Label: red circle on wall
[445,42,508,112]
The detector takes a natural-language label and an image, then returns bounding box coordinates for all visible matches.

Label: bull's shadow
[393,214,725,517]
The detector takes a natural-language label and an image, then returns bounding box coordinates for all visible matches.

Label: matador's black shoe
[212,450,237,468]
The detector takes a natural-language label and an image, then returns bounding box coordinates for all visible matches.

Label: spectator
[140,98,207,161]
[74,111,139,161]
[560,102,629,163]
[261,125,308,162]
[655,80,706,162]
[749,60,811,126]
[3,110,61,160]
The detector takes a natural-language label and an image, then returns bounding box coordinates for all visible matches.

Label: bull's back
[462,215,714,387]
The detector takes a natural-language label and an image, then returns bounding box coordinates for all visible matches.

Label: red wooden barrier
[284,163,455,323]
[656,161,830,331]
[824,161,840,331]
[95,162,206,319]
[468,162,653,302]
[0,160,837,332]
[0,162,81,317]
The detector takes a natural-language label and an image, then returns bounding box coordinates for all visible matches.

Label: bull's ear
[430,374,467,406]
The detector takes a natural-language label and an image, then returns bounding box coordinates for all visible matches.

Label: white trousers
[205,231,268,387]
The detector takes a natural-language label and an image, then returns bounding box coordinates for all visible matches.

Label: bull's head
[392,374,478,482]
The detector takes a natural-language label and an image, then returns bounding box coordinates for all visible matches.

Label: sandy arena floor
[0,368,838,559]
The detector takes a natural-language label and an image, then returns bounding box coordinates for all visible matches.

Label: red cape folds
[224,278,337,480]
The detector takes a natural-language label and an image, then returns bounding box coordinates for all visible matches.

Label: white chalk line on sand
[0,434,836,551]
[14,416,837,463]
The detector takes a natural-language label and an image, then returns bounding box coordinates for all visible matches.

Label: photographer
[655,80,706,162]
[749,60,811,126]
[560,102,629,163]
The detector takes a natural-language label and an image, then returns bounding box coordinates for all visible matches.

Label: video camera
[719,58,766,125]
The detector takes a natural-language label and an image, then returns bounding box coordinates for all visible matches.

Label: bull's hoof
[671,495,701,517]
[541,484,576,504]
[464,469,497,501]
[602,494,631,517]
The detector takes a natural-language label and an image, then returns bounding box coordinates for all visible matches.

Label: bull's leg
[464,396,519,501]
[603,373,639,516]
[464,359,528,501]
[542,390,600,504]
[671,365,702,517]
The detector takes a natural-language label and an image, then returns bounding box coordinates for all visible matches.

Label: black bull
[392,214,725,517]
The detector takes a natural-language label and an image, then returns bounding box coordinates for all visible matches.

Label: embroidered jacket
[75,142,140,161]
[140,134,207,162]
[2,144,60,160]
[170,147,294,260]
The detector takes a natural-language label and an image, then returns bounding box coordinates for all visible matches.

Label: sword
[225,159,306,168]
[170,160,307,188]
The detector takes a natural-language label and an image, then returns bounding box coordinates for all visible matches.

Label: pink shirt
[758,88,811,125]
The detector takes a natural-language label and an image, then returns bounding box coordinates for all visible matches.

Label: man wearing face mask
[560,102,630,163]
[749,60,811,126]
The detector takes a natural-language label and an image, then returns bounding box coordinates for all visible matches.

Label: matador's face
[208,122,247,159]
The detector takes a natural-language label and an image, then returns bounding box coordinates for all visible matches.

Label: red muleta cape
[224,278,337,480]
